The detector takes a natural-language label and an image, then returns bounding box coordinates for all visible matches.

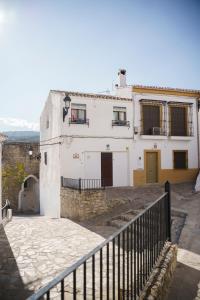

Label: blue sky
[0,0,199,131]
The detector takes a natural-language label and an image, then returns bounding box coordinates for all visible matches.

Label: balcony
[169,121,194,137]
[112,120,130,128]
[140,120,167,136]
[69,118,89,127]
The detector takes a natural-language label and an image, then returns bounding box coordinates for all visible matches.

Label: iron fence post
[165,181,171,242]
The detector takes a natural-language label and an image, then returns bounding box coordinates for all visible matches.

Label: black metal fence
[61,177,105,192]
[27,182,171,300]
[1,199,11,220]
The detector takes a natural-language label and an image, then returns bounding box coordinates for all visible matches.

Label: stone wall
[2,142,39,212]
[194,282,200,300]
[139,242,178,300]
[61,187,126,221]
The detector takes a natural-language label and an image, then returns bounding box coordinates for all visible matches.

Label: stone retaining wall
[194,282,200,300]
[61,187,126,221]
[139,242,178,300]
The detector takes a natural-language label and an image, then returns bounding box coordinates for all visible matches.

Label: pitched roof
[132,85,200,97]
[51,90,132,101]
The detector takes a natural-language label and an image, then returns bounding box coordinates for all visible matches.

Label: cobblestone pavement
[0,216,104,300]
[0,183,197,300]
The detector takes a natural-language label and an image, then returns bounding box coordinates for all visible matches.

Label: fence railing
[1,199,11,220]
[61,177,105,192]
[27,181,171,300]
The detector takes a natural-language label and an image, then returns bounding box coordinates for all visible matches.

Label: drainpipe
[196,98,200,169]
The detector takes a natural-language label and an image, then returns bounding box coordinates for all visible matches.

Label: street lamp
[63,95,71,121]
[28,146,41,160]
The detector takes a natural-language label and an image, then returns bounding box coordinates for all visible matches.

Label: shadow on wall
[18,175,40,213]
[0,224,33,300]
[166,262,200,300]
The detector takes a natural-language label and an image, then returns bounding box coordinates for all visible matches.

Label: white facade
[40,73,200,218]
[40,91,133,217]
[0,134,7,224]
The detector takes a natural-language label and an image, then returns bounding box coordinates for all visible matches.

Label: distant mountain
[3,131,40,142]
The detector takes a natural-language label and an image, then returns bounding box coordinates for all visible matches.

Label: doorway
[146,152,158,183]
[18,175,40,213]
[101,152,113,186]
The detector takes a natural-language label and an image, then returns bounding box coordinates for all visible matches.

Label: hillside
[3,131,40,142]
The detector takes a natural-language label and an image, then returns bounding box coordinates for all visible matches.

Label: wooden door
[101,153,113,186]
[146,152,158,183]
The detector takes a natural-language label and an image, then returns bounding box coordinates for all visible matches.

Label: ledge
[169,136,194,141]
[140,135,168,140]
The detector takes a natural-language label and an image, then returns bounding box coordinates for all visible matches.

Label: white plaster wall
[60,95,133,138]
[40,143,61,218]
[132,93,199,179]
[60,138,134,186]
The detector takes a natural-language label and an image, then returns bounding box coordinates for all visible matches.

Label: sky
[0,0,199,131]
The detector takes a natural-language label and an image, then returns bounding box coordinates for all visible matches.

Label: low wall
[134,168,198,186]
[194,282,200,300]
[140,242,178,300]
[61,188,126,221]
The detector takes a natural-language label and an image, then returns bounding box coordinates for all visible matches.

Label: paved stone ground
[0,216,104,300]
[166,183,200,300]
[0,183,198,299]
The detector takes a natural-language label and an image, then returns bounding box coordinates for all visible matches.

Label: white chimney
[118,69,127,87]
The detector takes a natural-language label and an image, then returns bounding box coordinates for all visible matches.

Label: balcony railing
[69,118,89,127]
[112,120,130,128]
[169,121,194,137]
[27,182,171,300]
[140,120,167,136]
[61,177,105,192]
[140,120,194,137]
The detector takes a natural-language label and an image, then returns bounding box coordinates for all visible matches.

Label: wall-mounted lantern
[106,144,110,151]
[63,95,71,122]
[28,146,41,161]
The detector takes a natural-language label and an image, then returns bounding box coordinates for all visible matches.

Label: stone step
[108,219,128,229]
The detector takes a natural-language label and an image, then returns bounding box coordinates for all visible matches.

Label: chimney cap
[118,69,126,76]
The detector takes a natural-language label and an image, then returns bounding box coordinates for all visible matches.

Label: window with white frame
[113,106,127,123]
[71,104,86,123]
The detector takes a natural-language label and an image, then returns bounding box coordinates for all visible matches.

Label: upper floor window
[141,100,166,135]
[113,107,126,121]
[112,107,129,127]
[46,118,49,129]
[44,152,47,165]
[169,103,193,136]
[70,104,87,124]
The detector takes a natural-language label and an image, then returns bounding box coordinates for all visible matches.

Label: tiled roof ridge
[133,85,200,94]
[50,90,132,101]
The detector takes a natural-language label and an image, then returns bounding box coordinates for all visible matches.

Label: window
[44,152,47,165]
[142,105,160,135]
[46,118,49,129]
[71,104,86,123]
[113,107,126,121]
[173,151,187,169]
[170,106,187,136]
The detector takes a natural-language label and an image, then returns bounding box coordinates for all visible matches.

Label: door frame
[144,150,161,184]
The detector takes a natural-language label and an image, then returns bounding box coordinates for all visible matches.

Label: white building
[0,133,7,224]
[40,70,200,218]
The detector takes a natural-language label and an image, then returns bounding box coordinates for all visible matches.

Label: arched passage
[18,175,40,213]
